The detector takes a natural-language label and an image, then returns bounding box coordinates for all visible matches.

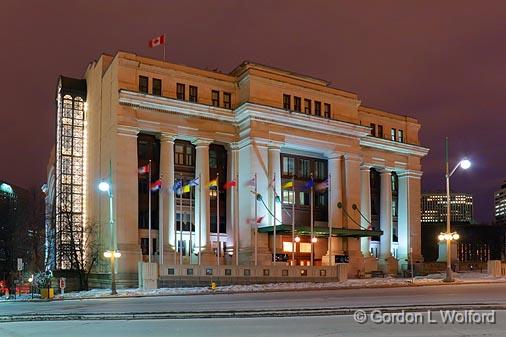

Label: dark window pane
[189,85,198,102]
[139,76,148,94]
[324,103,331,118]
[370,123,376,136]
[177,83,185,100]
[152,78,162,96]
[283,94,291,110]
[223,92,231,109]
[304,99,311,114]
[294,97,301,112]
[212,90,220,107]
[314,101,321,116]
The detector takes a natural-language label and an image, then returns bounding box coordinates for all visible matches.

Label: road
[1,313,505,337]
[2,283,506,316]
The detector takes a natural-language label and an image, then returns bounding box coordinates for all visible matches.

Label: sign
[59,278,66,296]
[17,258,23,271]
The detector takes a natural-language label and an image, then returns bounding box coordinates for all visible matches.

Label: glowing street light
[311,237,318,243]
[98,181,110,192]
[443,137,471,282]
[99,172,116,295]
[294,236,301,243]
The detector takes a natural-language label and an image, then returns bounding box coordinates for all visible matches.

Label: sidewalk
[2,272,506,302]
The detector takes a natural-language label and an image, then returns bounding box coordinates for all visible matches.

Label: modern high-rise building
[421,192,473,224]
[45,52,428,286]
[495,181,506,225]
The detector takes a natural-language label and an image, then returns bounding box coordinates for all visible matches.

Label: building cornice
[360,136,429,157]
[235,102,371,139]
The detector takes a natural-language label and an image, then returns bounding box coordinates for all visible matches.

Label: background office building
[495,181,506,225]
[45,52,428,286]
[421,192,474,224]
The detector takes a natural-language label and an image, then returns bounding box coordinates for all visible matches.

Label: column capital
[379,169,392,176]
[192,138,213,147]
[117,125,140,137]
[227,142,240,151]
[160,132,176,143]
[325,151,344,160]
[360,165,372,172]
[267,140,283,150]
[397,170,423,179]
[344,153,362,162]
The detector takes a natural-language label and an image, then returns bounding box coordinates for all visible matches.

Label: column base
[347,250,365,278]
[379,255,398,275]
[363,255,378,273]
[238,247,272,266]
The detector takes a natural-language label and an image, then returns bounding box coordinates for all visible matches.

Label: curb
[1,303,506,322]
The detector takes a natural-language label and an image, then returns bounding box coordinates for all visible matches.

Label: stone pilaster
[360,165,372,256]
[379,169,397,274]
[193,138,212,258]
[159,133,175,265]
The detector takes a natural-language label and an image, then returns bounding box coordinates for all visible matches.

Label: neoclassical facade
[47,52,428,282]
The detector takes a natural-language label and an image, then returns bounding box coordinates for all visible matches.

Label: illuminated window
[314,161,325,179]
[152,78,162,96]
[176,83,185,100]
[283,242,293,252]
[283,94,291,110]
[391,128,396,141]
[283,190,294,204]
[139,76,148,94]
[397,129,404,143]
[314,101,321,116]
[299,192,309,206]
[175,144,185,165]
[212,90,220,107]
[189,85,198,102]
[299,159,310,178]
[223,92,231,109]
[300,243,311,253]
[304,99,311,114]
[282,156,295,176]
[294,96,301,112]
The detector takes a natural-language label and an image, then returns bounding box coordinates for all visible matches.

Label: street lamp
[103,250,121,295]
[443,137,471,282]
[98,178,117,294]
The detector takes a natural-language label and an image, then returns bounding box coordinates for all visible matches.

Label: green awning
[257,224,383,238]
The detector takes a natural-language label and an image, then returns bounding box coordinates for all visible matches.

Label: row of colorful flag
[282,178,329,191]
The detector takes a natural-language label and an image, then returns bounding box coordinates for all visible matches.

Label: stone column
[343,154,363,277]
[237,138,270,265]
[397,170,423,268]
[159,133,175,264]
[226,143,239,257]
[193,139,212,256]
[324,152,343,263]
[360,166,372,256]
[114,126,141,275]
[379,169,397,273]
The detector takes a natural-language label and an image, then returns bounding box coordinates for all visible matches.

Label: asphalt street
[2,283,506,316]
[1,313,505,337]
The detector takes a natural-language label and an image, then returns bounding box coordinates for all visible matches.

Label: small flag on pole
[315,179,329,191]
[172,180,183,193]
[304,178,314,190]
[245,177,255,187]
[148,34,165,48]
[247,215,265,225]
[208,178,218,189]
[282,181,293,189]
[223,181,237,189]
[149,179,162,191]
[138,165,150,174]
[188,177,200,186]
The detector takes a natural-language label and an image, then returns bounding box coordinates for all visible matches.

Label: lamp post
[443,137,471,282]
[98,179,119,294]
[103,250,121,295]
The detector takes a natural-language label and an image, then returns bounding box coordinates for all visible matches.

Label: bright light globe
[460,159,471,170]
[98,181,110,192]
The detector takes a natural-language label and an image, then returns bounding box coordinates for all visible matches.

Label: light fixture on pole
[443,137,471,282]
[98,172,117,294]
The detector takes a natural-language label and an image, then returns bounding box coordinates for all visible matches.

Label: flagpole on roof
[310,172,314,267]
[148,160,152,264]
[163,33,166,62]
[254,173,258,267]
[328,173,332,265]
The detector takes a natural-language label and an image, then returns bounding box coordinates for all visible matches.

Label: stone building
[46,52,428,285]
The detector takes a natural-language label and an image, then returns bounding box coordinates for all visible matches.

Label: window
[283,94,291,110]
[378,125,384,138]
[370,123,376,136]
[391,128,396,141]
[176,83,185,100]
[212,90,220,107]
[299,159,310,178]
[175,144,185,165]
[283,242,294,252]
[314,161,326,179]
[304,99,311,114]
[185,146,193,166]
[152,78,162,96]
[324,103,331,118]
[140,238,149,255]
[282,156,295,176]
[397,129,404,143]
[294,96,301,112]
[209,150,217,169]
[223,92,231,109]
[283,190,295,204]
[189,85,198,102]
[139,76,149,94]
[314,101,321,116]
[316,192,326,207]
[299,192,309,205]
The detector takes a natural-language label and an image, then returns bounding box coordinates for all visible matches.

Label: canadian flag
[148,34,165,48]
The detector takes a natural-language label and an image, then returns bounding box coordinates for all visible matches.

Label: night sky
[1,1,505,222]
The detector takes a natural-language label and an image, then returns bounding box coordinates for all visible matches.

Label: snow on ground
[2,272,506,301]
